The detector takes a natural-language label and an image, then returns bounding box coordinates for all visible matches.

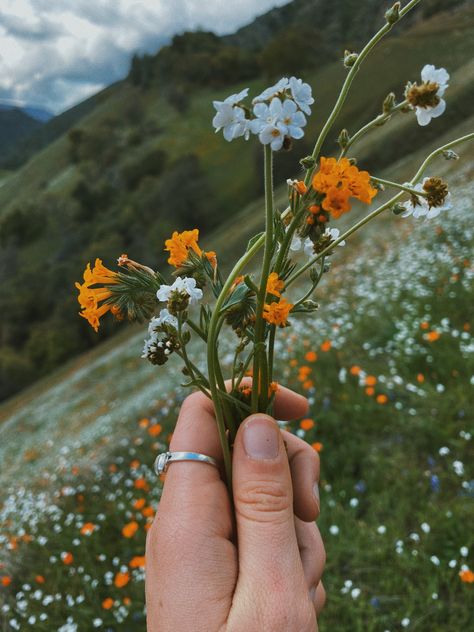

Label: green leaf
[246,232,264,253]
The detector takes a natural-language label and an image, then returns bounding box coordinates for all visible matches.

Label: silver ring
[154,451,219,476]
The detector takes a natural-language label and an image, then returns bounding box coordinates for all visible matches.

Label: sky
[0,0,289,115]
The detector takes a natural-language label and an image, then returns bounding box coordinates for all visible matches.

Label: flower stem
[251,145,274,413]
[339,100,409,158]
[304,0,421,184]
[371,176,428,197]
[287,132,474,287]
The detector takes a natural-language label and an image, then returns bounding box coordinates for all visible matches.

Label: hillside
[0,0,473,403]
[0,129,472,629]
[0,107,44,157]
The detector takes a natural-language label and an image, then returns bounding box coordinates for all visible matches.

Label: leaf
[246,232,264,253]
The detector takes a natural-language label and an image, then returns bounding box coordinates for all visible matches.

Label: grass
[0,142,473,629]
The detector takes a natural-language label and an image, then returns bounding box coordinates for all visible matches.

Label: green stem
[251,145,274,413]
[186,319,207,342]
[304,0,421,185]
[287,132,474,287]
[340,100,408,158]
[207,228,266,491]
[371,176,428,197]
[293,257,326,307]
[234,348,255,391]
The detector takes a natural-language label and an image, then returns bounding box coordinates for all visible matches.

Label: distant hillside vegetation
[0,107,43,157]
[0,0,473,401]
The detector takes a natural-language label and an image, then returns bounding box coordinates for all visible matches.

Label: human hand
[146,385,326,631]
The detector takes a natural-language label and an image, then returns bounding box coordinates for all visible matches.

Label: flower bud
[383,92,396,114]
[344,50,359,68]
[442,150,459,161]
[385,2,401,26]
[338,129,350,149]
[391,203,407,215]
[300,155,317,170]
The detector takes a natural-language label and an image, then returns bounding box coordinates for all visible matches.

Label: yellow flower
[263,298,293,327]
[266,272,285,297]
[165,229,217,268]
[75,259,120,332]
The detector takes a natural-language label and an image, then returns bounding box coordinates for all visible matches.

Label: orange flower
[80,522,96,536]
[305,351,318,362]
[376,394,388,404]
[122,521,139,538]
[1,576,12,587]
[350,365,361,376]
[417,373,425,383]
[133,498,146,510]
[134,478,149,491]
[312,157,377,219]
[295,181,307,195]
[35,575,45,584]
[130,556,146,569]
[164,229,216,269]
[420,321,430,330]
[130,459,140,470]
[102,597,114,610]
[459,569,474,583]
[139,418,149,428]
[322,187,351,218]
[75,258,120,332]
[303,380,314,390]
[266,272,285,297]
[320,340,332,352]
[61,552,73,565]
[426,331,441,342]
[142,506,155,518]
[312,442,323,452]
[365,375,377,386]
[365,387,375,396]
[263,298,293,327]
[148,424,162,437]
[300,418,315,430]
[268,381,279,396]
[114,572,130,588]
[290,359,298,367]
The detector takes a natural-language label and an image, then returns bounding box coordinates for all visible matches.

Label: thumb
[232,414,305,592]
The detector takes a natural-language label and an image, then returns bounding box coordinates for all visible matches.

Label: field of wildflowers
[1,147,472,629]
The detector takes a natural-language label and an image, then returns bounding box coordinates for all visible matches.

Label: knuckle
[235,478,291,522]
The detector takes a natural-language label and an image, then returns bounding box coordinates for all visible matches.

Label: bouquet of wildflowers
[76,0,473,488]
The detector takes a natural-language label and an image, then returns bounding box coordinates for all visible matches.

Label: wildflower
[300,418,315,430]
[266,272,285,297]
[312,157,377,218]
[320,340,332,352]
[263,298,294,327]
[61,552,73,565]
[324,227,346,246]
[406,65,449,126]
[289,76,314,114]
[312,442,323,452]
[80,523,96,536]
[1,576,12,586]
[129,556,146,569]
[148,423,162,437]
[148,309,178,332]
[75,259,120,332]
[114,572,130,588]
[329,525,340,535]
[251,98,306,150]
[459,569,474,583]
[122,521,139,538]
[253,77,289,103]
[133,498,146,510]
[289,234,314,257]
[305,351,318,362]
[156,276,203,312]
[212,88,250,141]
[164,229,201,267]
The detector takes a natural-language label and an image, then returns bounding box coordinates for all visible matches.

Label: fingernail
[313,482,320,511]
[243,416,280,460]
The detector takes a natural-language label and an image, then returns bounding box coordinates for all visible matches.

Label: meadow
[1,133,473,629]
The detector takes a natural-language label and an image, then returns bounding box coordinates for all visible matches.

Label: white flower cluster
[156,277,203,305]
[141,308,178,359]
[212,77,314,150]
[401,178,452,219]
[290,228,345,258]
[415,65,449,127]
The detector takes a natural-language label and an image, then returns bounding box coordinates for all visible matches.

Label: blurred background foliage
[0,0,472,401]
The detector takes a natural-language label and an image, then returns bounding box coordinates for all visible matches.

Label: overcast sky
[0,0,288,115]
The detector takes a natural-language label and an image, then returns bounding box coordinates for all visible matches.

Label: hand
[146,386,326,631]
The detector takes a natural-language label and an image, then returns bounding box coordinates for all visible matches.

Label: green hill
[0,0,473,402]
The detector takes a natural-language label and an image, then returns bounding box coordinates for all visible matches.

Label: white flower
[289,234,314,257]
[439,446,450,456]
[289,76,314,114]
[401,179,452,219]
[452,460,464,476]
[350,588,361,599]
[329,525,340,535]
[253,78,289,103]
[414,65,449,126]
[430,555,441,566]
[148,309,178,333]
[324,227,346,246]
[401,618,411,628]
[279,98,307,138]
[216,88,249,107]
[460,546,469,557]
[420,522,431,533]
[212,103,249,142]
[377,525,387,534]
[156,277,203,306]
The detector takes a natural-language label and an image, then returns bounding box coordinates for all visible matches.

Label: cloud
[0,0,289,114]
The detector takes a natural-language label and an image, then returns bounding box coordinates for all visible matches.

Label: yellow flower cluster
[75,259,120,332]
